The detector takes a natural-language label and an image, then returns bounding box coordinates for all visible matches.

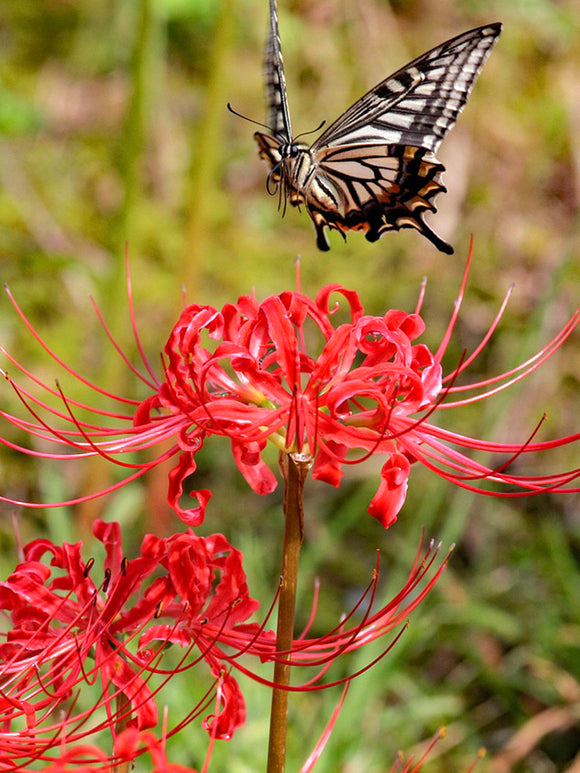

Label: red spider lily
[0,520,270,768]
[144,534,450,692]
[12,723,478,773]
[35,729,201,773]
[2,252,579,527]
[254,542,448,692]
[0,513,449,767]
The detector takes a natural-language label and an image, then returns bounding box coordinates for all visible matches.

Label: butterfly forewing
[263,0,292,139]
[312,24,501,153]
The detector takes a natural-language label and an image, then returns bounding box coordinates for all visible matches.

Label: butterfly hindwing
[254,1,501,252]
[255,133,283,180]
[298,143,450,252]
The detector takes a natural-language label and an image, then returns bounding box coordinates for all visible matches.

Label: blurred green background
[0,0,579,770]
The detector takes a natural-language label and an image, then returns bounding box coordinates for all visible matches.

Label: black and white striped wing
[311,23,501,154]
[263,0,292,140]
[304,144,453,255]
[304,143,451,252]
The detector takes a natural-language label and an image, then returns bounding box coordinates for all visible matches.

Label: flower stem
[267,453,310,773]
[112,694,131,773]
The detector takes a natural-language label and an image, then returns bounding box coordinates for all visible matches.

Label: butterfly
[252,0,501,253]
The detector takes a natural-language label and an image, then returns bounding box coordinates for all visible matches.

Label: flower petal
[167,451,212,526]
[231,439,278,495]
[312,440,348,487]
[201,660,246,740]
[368,453,412,528]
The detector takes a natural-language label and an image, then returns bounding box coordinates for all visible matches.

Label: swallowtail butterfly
[252,0,501,253]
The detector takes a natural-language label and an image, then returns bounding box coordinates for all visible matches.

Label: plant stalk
[266,452,309,773]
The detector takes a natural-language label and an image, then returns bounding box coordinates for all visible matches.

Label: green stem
[267,453,309,773]
[183,0,235,291]
[108,0,159,343]
[112,692,131,773]
[79,0,157,530]
[116,0,153,254]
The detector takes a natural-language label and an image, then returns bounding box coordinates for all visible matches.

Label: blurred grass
[0,0,579,770]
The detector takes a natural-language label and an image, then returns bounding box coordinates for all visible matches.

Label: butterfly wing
[295,23,501,252]
[297,143,451,252]
[263,0,292,140]
[312,23,502,154]
[254,131,283,190]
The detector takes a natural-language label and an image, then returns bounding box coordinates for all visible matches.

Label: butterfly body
[253,0,501,253]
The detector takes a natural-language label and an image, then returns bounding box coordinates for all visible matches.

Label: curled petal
[259,295,301,386]
[168,452,212,526]
[411,343,442,404]
[201,662,246,740]
[315,284,364,324]
[133,394,159,426]
[93,519,123,575]
[355,315,413,365]
[167,533,213,612]
[312,440,348,487]
[384,308,425,340]
[231,439,278,495]
[202,533,260,624]
[368,453,412,528]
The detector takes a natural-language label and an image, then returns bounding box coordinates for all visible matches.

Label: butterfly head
[279,141,303,159]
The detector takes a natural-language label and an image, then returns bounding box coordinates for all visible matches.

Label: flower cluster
[0,511,448,768]
[1,253,579,770]
[2,258,579,528]
[11,726,478,773]
[36,730,201,773]
[0,519,268,767]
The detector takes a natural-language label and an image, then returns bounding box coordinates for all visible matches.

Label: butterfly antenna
[227,103,277,134]
[293,119,326,142]
[268,165,288,216]
[266,162,282,195]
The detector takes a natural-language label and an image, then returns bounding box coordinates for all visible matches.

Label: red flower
[2,254,580,527]
[32,729,201,772]
[0,520,269,767]
[0,508,455,768]
[139,530,269,741]
[270,536,449,681]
